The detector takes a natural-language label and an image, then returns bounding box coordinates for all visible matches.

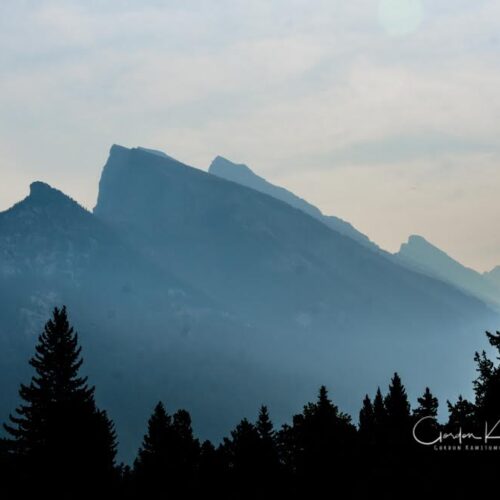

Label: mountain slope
[208,156,378,250]
[396,235,500,308]
[94,145,497,420]
[96,146,485,328]
[0,181,297,461]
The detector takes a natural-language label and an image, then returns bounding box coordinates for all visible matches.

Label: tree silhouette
[384,373,411,445]
[473,331,500,425]
[413,387,439,446]
[3,306,116,495]
[170,409,200,489]
[359,395,375,444]
[134,402,200,497]
[414,387,439,419]
[221,417,263,497]
[134,401,172,490]
[446,395,475,432]
[284,386,356,492]
[372,386,387,444]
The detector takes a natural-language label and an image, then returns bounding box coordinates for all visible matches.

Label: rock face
[208,155,378,250]
[396,235,500,308]
[0,144,497,462]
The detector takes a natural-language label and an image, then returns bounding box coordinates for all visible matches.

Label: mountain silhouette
[396,235,500,308]
[208,155,378,250]
[1,145,497,461]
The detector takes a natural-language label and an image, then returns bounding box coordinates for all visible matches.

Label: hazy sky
[1,0,500,271]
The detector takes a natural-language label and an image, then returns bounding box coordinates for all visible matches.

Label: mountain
[0,180,297,461]
[396,235,500,308]
[95,146,496,413]
[208,156,378,250]
[484,266,500,287]
[1,145,498,462]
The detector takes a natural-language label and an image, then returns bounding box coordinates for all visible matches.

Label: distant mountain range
[209,155,500,310]
[0,144,497,461]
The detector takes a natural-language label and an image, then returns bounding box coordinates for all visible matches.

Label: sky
[1,0,500,271]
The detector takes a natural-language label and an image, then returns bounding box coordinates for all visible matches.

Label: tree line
[1,306,500,498]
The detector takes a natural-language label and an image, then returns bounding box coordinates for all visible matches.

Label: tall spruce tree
[359,395,375,443]
[414,388,439,419]
[288,386,356,491]
[413,387,439,445]
[134,401,172,485]
[3,306,117,494]
[373,387,387,443]
[255,405,280,486]
[384,373,411,445]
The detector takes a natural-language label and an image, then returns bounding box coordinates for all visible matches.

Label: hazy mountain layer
[208,155,378,250]
[396,235,500,309]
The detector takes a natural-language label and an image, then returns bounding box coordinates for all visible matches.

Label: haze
[1,0,499,271]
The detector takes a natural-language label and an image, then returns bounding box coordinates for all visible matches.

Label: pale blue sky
[1,0,500,270]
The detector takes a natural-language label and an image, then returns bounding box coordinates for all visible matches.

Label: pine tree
[373,387,387,443]
[223,418,261,474]
[170,409,200,487]
[473,331,500,425]
[446,396,476,432]
[384,373,411,445]
[256,405,274,442]
[134,403,200,496]
[255,405,280,487]
[413,387,440,445]
[359,394,375,443]
[3,306,117,494]
[134,401,172,494]
[287,386,356,491]
[414,387,439,419]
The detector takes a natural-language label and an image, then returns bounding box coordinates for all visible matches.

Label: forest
[1,306,499,499]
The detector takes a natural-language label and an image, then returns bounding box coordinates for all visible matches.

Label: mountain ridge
[396,234,500,308]
[208,155,378,250]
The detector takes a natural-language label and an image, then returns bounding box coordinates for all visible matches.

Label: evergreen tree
[446,396,476,432]
[223,418,261,476]
[134,401,172,488]
[413,387,439,445]
[384,372,411,445]
[473,331,500,425]
[255,405,280,485]
[170,409,200,487]
[256,405,274,442]
[134,403,200,496]
[414,387,438,419]
[372,386,387,443]
[3,306,117,495]
[221,417,263,497]
[287,386,356,490]
[359,394,375,442]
